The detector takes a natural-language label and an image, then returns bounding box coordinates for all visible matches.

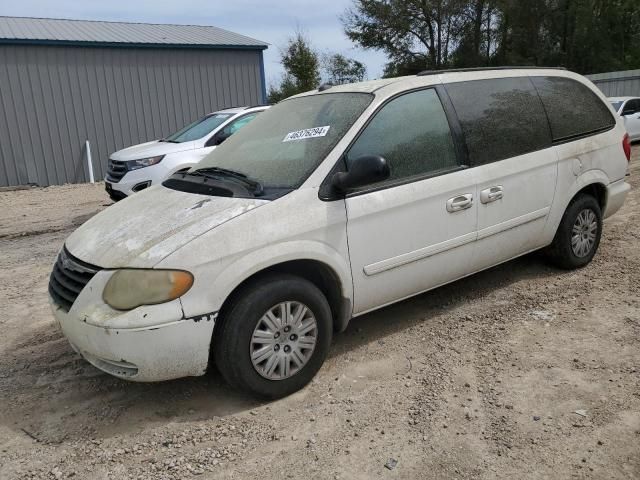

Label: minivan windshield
[195,93,373,189]
[164,113,233,143]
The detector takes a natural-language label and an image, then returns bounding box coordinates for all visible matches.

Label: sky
[0,0,389,88]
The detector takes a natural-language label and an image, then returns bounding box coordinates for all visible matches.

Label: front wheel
[213,273,332,399]
[545,194,602,269]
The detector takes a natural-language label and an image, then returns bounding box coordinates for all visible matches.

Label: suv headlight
[128,155,165,170]
[103,269,193,310]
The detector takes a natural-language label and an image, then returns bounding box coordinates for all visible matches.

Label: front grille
[49,247,100,312]
[106,159,128,182]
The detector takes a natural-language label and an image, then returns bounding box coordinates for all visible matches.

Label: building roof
[0,16,268,50]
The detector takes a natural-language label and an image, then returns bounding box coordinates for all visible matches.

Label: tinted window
[622,99,640,115]
[217,112,261,138]
[446,77,551,165]
[347,89,458,181]
[531,76,615,141]
[228,112,261,134]
[165,113,233,143]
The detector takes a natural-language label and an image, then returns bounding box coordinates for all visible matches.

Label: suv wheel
[213,273,332,399]
[545,194,602,269]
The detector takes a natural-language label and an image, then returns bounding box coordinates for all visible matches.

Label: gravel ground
[0,150,639,479]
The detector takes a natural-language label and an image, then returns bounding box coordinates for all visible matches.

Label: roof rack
[417,66,567,76]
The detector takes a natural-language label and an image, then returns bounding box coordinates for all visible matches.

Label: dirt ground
[1,150,639,480]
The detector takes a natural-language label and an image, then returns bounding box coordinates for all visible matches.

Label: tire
[545,194,602,269]
[213,273,333,399]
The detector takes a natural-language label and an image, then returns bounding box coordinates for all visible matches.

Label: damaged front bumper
[49,270,216,381]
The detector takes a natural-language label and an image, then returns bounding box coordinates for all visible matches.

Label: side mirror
[331,155,390,193]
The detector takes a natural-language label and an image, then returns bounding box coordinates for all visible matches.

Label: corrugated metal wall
[587,69,640,97]
[0,44,265,187]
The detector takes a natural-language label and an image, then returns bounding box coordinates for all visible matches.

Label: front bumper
[106,162,172,197]
[50,294,216,382]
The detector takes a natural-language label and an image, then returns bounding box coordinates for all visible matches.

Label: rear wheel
[213,273,332,399]
[545,194,602,269]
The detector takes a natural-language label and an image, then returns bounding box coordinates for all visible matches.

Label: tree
[490,0,640,73]
[382,56,427,77]
[453,0,497,67]
[343,0,640,76]
[323,53,367,84]
[267,75,299,104]
[342,0,466,73]
[268,32,321,103]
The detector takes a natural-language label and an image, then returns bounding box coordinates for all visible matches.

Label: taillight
[623,133,631,162]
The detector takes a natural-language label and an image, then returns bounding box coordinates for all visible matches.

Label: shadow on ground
[1,251,560,443]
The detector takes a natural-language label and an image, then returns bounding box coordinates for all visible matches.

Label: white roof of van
[290,67,577,99]
[313,77,413,94]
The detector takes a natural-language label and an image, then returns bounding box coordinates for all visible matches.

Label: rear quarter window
[445,77,552,166]
[530,76,615,142]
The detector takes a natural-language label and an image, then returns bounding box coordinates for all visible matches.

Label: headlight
[128,155,165,170]
[103,269,193,310]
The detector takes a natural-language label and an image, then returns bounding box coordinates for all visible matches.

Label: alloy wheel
[571,208,598,258]
[250,301,318,380]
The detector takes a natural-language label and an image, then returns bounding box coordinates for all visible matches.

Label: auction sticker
[283,126,330,142]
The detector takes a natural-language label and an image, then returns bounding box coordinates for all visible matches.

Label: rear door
[444,76,557,271]
[343,87,477,314]
[530,75,618,222]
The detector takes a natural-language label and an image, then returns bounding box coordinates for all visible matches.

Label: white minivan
[50,68,631,398]
[105,105,268,201]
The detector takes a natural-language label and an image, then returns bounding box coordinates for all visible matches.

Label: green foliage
[323,53,367,84]
[343,0,466,72]
[267,74,299,103]
[382,57,426,77]
[343,0,640,75]
[268,32,321,103]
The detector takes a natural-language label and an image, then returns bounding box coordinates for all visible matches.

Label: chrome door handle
[480,185,503,204]
[446,194,473,213]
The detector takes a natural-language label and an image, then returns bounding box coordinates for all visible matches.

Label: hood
[65,185,268,268]
[110,139,198,161]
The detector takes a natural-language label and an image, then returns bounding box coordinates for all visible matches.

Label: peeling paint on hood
[65,185,268,268]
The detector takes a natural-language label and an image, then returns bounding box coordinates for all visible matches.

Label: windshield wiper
[159,138,180,143]
[191,167,264,196]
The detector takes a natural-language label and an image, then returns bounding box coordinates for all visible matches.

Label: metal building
[587,69,640,97]
[0,16,268,187]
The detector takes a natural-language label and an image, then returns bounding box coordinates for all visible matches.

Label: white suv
[609,97,640,142]
[105,105,268,201]
[50,68,630,399]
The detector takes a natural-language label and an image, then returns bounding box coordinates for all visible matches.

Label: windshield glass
[165,113,233,143]
[610,101,623,112]
[196,93,373,189]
